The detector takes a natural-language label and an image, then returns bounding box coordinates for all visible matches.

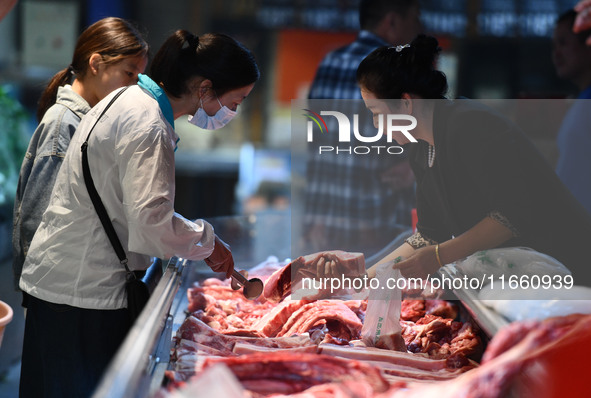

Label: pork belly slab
[201,351,390,396]
[375,313,591,398]
[263,251,366,302]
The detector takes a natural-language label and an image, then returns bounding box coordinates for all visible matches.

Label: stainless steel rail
[92,257,188,398]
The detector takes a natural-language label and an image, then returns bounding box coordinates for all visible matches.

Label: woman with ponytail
[12,17,149,293]
[18,30,259,398]
[317,34,591,288]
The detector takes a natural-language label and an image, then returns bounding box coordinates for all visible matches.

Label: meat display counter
[91,211,511,398]
[92,211,291,398]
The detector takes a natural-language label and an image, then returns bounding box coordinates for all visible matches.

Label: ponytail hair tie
[67,64,75,74]
[183,34,200,51]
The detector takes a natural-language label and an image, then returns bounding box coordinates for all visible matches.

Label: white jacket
[20,85,215,309]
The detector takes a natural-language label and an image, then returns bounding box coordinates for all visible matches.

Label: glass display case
[92,211,291,398]
[91,209,509,398]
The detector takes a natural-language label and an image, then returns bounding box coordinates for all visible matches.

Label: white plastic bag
[361,261,405,351]
[479,284,591,322]
[453,247,571,282]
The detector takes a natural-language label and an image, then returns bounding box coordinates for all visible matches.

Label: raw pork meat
[185,263,481,362]
[188,278,277,332]
[275,300,362,342]
[263,251,365,302]
[401,299,458,322]
[171,316,318,381]
[175,316,316,357]
[267,379,377,398]
[400,315,482,360]
[201,351,390,396]
[318,343,474,372]
[252,300,314,337]
[375,314,591,398]
[166,255,484,396]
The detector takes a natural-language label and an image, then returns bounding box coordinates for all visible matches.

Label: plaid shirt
[308,30,386,101]
[303,31,416,255]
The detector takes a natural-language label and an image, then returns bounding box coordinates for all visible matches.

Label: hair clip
[395,44,410,52]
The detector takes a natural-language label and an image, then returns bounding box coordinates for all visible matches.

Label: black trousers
[19,294,130,398]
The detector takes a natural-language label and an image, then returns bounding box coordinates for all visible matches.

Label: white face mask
[188,95,237,130]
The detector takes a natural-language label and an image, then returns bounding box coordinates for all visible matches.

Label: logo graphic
[303,109,328,135]
[303,108,417,155]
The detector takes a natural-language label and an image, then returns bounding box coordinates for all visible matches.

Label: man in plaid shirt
[303,0,421,256]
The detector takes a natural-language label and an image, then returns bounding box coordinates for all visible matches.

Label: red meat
[263,251,365,302]
[201,351,390,396]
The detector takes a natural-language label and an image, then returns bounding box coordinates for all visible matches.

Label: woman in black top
[347,35,591,286]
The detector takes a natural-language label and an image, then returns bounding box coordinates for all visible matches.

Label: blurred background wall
[0,0,582,227]
[0,0,580,225]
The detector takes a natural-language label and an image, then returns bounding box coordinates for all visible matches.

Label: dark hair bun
[410,34,441,70]
[356,34,447,99]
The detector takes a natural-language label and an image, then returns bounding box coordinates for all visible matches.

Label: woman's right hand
[204,235,234,279]
[575,0,591,44]
[393,245,441,280]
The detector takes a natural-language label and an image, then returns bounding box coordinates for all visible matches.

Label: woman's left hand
[394,245,441,279]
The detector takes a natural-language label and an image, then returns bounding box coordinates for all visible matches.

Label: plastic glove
[315,252,363,279]
[313,251,367,284]
[204,235,234,279]
[315,253,341,279]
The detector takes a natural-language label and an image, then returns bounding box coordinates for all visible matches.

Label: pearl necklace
[428,145,436,168]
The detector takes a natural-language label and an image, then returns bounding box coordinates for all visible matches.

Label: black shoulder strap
[80,87,133,275]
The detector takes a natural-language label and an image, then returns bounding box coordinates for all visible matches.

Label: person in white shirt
[18,30,259,398]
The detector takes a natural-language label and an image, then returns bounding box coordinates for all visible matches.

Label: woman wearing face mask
[18,30,259,398]
[315,35,591,288]
[12,17,149,293]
